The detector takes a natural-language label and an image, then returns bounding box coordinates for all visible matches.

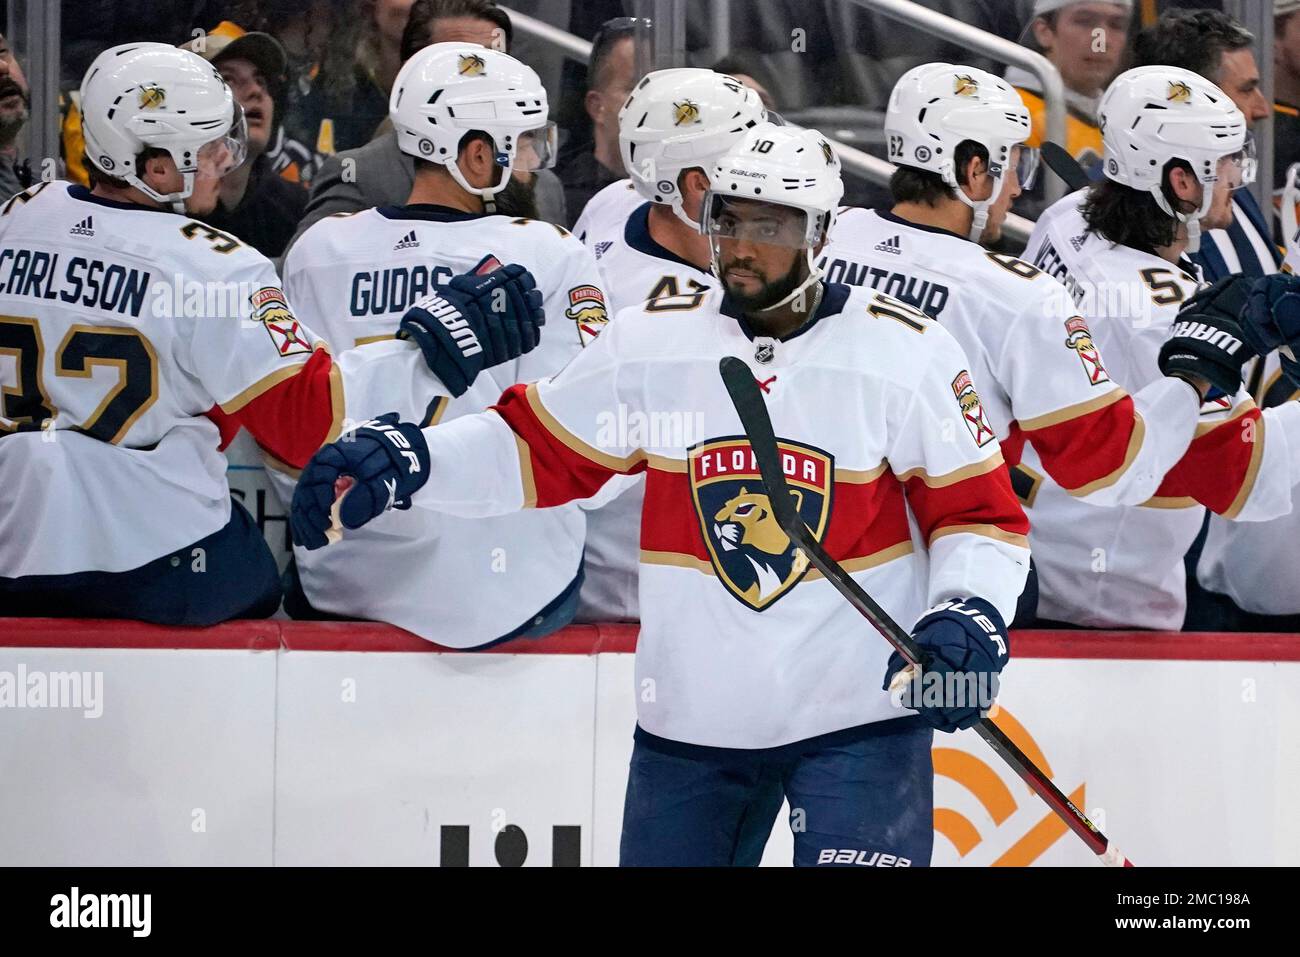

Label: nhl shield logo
[1064,316,1109,385]
[952,370,995,447]
[689,437,833,611]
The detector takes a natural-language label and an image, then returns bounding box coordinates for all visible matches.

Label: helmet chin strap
[672,197,702,232]
[757,248,823,313]
[448,155,513,214]
[1153,185,1214,255]
[128,170,195,214]
[952,170,1002,243]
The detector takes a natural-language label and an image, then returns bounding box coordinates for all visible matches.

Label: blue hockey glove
[1244,272,1300,389]
[1158,275,1255,401]
[882,597,1010,734]
[291,413,430,550]
[397,256,545,397]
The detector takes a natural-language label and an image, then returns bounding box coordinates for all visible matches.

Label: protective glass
[1014,144,1041,191]
[1221,135,1258,189]
[705,193,811,249]
[197,100,248,177]
[513,121,558,172]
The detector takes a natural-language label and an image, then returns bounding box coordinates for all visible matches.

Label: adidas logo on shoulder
[69,216,95,237]
[393,229,420,250]
[1070,233,1087,252]
[874,235,902,255]
[593,240,614,260]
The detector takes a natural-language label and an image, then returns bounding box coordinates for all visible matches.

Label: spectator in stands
[1010,0,1132,177]
[0,31,31,200]
[553,17,637,227]
[286,0,565,251]
[711,54,778,112]
[293,0,414,155]
[1274,1,1300,199]
[182,25,308,260]
[1133,9,1278,282]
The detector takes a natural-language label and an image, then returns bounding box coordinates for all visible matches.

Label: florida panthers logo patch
[458,54,486,76]
[673,100,701,126]
[1167,79,1192,103]
[952,370,995,446]
[1064,315,1109,385]
[137,85,166,110]
[565,284,608,345]
[689,437,833,611]
[954,74,979,97]
[250,286,312,357]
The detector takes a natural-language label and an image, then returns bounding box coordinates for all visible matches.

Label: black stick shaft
[718,356,1131,865]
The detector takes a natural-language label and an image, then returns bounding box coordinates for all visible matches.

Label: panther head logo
[689,438,832,611]
[713,487,800,556]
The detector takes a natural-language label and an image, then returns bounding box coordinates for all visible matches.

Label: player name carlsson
[0,247,151,317]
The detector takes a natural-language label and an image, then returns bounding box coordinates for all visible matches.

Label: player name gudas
[0,247,150,317]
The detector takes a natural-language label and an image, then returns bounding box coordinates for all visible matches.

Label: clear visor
[514,121,558,172]
[1013,144,1040,191]
[705,193,812,249]
[1219,136,1257,190]
[197,101,248,177]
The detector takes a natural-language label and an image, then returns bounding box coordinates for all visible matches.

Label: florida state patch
[952,369,995,447]
[1064,315,1109,385]
[250,286,312,357]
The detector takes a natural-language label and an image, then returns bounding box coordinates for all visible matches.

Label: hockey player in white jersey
[1022,65,1300,629]
[822,66,1221,503]
[574,68,767,622]
[0,43,543,625]
[817,63,1258,621]
[292,123,1032,866]
[276,42,606,645]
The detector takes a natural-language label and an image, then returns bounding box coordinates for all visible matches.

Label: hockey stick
[717,356,1133,867]
[1039,141,1091,193]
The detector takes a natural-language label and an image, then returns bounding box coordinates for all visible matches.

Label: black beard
[491,172,540,219]
[0,82,29,148]
[723,254,807,312]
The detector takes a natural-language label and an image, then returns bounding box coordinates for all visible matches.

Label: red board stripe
[0,618,280,650]
[0,621,1296,660]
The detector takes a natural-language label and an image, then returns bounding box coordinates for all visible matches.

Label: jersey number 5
[0,317,158,443]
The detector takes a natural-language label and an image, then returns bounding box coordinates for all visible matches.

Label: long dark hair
[1081,161,1194,253]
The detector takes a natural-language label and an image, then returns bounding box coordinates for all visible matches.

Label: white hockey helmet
[885,62,1037,241]
[390,42,556,210]
[80,42,247,211]
[618,68,768,229]
[704,123,844,311]
[1098,65,1253,253]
